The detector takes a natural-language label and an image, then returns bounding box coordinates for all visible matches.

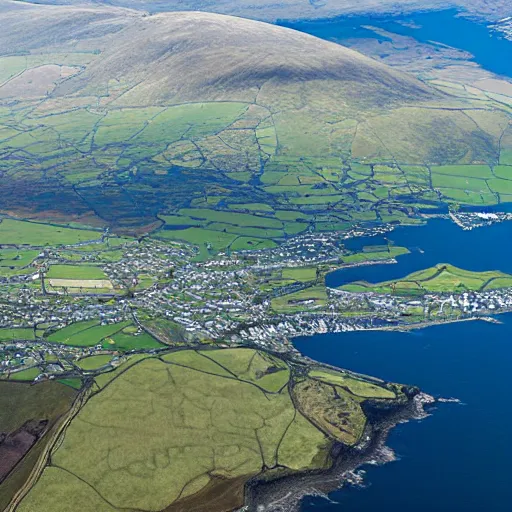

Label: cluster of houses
[449,211,512,231]
[2,224,512,378]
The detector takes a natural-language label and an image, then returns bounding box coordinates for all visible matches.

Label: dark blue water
[282,7,512,511]
[279,9,512,79]
[327,218,512,286]
[294,315,512,511]
[298,216,512,510]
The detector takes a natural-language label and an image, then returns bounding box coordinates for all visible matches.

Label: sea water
[283,9,512,510]
[294,216,512,511]
[295,216,512,511]
[327,218,512,287]
[294,315,512,511]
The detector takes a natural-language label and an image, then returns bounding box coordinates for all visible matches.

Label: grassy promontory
[340,264,512,295]
[14,347,416,512]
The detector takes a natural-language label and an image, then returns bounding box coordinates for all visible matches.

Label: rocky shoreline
[241,390,434,512]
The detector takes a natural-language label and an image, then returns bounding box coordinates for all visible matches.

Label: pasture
[46,265,107,280]
[18,351,331,512]
[76,355,113,371]
[309,369,395,399]
[0,220,101,246]
[0,328,35,342]
[271,286,328,313]
[47,321,130,347]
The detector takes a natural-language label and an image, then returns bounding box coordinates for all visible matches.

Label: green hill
[341,264,512,295]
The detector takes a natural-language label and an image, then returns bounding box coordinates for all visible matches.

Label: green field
[0,328,35,342]
[430,165,493,179]
[228,203,275,212]
[160,214,202,227]
[272,286,328,313]
[282,267,318,282]
[58,378,83,390]
[103,331,165,351]
[180,208,283,229]
[0,249,39,268]
[200,348,291,393]
[156,207,309,255]
[8,367,41,381]
[259,266,324,294]
[156,227,237,250]
[15,348,404,512]
[439,187,497,205]
[488,178,512,195]
[431,173,488,192]
[47,321,131,347]
[155,225,279,258]
[18,350,332,512]
[293,378,366,445]
[46,265,107,279]
[0,266,37,278]
[309,369,395,399]
[45,319,164,352]
[76,355,113,371]
[161,350,233,377]
[493,166,512,179]
[343,246,410,264]
[0,219,101,246]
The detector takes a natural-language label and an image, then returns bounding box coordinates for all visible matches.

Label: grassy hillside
[0,2,511,235]
[341,264,512,295]
[15,348,399,512]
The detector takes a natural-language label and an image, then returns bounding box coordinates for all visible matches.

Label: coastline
[292,311,512,511]
[235,309,508,511]
[367,311,506,334]
[242,387,432,512]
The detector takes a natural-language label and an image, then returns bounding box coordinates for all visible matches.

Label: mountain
[0,1,510,232]
[1,3,433,106]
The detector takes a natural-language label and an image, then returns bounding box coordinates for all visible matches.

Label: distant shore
[370,313,505,334]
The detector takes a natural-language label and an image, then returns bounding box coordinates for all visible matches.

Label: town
[2,222,512,382]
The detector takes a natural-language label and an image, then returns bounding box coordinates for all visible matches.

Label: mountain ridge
[6,0,510,22]
[1,3,438,112]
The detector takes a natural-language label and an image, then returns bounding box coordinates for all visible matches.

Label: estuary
[328,217,512,287]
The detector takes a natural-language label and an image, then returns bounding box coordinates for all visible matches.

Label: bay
[327,218,512,287]
[294,315,512,511]
[295,215,512,511]
[298,216,512,511]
